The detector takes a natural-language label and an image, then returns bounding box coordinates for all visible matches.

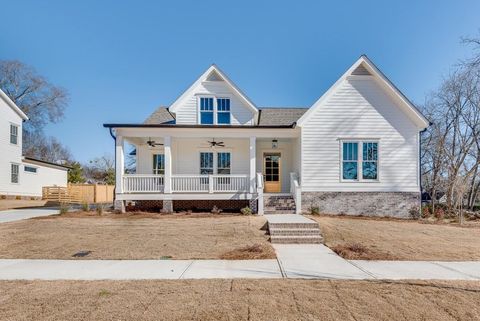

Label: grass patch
[219,244,276,260]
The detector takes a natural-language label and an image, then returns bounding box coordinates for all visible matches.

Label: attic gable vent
[206,71,223,81]
[351,64,371,76]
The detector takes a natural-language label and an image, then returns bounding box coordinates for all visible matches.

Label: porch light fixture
[272,139,278,149]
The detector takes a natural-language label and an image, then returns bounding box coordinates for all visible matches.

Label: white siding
[17,162,68,197]
[174,81,255,125]
[136,138,250,175]
[301,77,419,192]
[0,97,24,195]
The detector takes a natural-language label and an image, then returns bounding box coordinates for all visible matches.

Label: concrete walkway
[0,208,58,223]
[0,245,479,280]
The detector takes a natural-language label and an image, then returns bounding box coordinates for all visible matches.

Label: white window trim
[196,95,232,125]
[24,165,38,174]
[198,149,232,175]
[9,123,19,146]
[152,153,165,175]
[339,139,380,182]
[10,163,20,184]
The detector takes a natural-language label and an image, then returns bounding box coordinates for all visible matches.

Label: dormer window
[217,98,231,124]
[200,97,214,124]
[198,96,231,125]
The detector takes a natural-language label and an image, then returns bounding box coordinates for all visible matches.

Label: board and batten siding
[173,81,255,125]
[301,76,420,192]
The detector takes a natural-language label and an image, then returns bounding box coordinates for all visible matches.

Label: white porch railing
[290,172,301,214]
[123,174,164,193]
[172,174,249,193]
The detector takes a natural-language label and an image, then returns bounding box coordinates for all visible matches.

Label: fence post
[94,184,97,203]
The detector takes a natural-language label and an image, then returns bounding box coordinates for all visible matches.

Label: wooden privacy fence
[42,184,114,204]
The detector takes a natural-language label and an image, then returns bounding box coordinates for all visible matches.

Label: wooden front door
[264,153,281,193]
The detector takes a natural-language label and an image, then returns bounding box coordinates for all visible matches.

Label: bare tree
[23,132,73,164]
[84,155,115,185]
[0,60,68,134]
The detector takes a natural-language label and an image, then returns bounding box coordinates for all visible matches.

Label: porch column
[115,135,124,194]
[249,136,256,193]
[164,136,172,194]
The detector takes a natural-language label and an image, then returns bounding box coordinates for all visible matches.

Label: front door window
[264,153,281,193]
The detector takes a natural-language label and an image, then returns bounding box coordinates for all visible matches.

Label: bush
[309,206,320,215]
[434,207,445,220]
[81,202,90,212]
[59,203,70,215]
[421,205,432,218]
[240,207,253,215]
[211,205,222,214]
[409,205,420,219]
[96,204,104,215]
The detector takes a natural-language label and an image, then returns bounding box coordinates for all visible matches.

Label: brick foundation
[128,199,249,213]
[301,192,420,218]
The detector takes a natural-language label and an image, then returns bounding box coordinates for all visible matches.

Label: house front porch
[112,127,301,214]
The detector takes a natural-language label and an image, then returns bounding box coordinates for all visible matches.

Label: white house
[104,55,429,217]
[0,89,69,199]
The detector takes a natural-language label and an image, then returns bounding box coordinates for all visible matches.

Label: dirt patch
[0,199,47,211]
[219,244,275,260]
[330,242,394,260]
[0,214,274,260]
[0,279,479,321]
[311,215,480,261]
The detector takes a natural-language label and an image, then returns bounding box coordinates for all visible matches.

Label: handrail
[290,172,301,214]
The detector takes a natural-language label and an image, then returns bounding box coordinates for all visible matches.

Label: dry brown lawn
[0,212,274,260]
[0,199,47,211]
[312,215,480,261]
[0,279,479,321]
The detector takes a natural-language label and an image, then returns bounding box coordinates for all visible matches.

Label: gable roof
[168,64,259,121]
[258,108,308,126]
[0,88,28,120]
[296,55,430,129]
[144,106,175,124]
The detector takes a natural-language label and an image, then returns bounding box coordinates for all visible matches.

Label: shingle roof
[143,106,309,126]
[258,107,309,126]
[144,106,175,124]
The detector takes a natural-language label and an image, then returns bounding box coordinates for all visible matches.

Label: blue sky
[1,0,479,163]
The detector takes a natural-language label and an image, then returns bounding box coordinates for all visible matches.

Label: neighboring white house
[104,55,429,217]
[0,89,69,199]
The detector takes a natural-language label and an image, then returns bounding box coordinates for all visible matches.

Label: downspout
[108,128,117,204]
[418,125,430,216]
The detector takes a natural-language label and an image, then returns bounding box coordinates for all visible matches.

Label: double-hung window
[341,141,378,181]
[200,152,214,175]
[11,164,19,183]
[199,97,231,125]
[10,124,18,145]
[200,97,214,125]
[216,98,231,124]
[152,154,165,175]
[217,152,231,174]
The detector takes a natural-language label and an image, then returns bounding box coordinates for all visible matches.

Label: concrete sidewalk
[0,208,58,223]
[0,244,479,280]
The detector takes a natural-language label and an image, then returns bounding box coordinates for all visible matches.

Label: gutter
[103,123,295,129]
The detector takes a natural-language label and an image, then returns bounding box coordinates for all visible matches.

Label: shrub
[81,202,90,212]
[309,206,320,215]
[434,207,445,220]
[96,204,104,215]
[59,203,70,215]
[211,205,222,214]
[409,205,420,219]
[421,205,431,218]
[240,207,253,215]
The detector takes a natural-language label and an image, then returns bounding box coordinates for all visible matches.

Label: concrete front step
[264,211,296,215]
[269,228,322,236]
[270,235,324,244]
[268,222,319,229]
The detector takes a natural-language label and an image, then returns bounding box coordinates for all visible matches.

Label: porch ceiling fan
[146,137,163,147]
[207,138,225,148]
